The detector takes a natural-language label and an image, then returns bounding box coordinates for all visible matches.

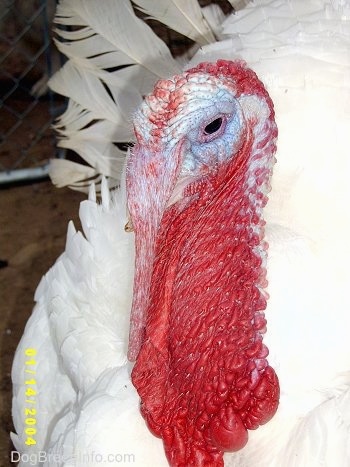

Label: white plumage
[12,0,350,466]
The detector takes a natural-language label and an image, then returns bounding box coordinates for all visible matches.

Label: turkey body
[11,0,350,466]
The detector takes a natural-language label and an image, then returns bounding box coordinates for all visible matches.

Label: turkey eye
[204,117,223,135]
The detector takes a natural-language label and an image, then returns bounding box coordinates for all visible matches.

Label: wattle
[132,107,279,465]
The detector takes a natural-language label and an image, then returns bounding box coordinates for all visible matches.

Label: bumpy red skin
[131,61,279,466]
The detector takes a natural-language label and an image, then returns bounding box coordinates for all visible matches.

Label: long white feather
[49,158,98,189]
[49,0,180,190]
[53,0,179,78]
[201,4,227,39]
[132,0,216,45]
[226,0,252,11]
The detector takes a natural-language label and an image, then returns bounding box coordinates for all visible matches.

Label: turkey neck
[132,123,280,466]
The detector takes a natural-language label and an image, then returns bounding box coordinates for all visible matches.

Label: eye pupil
[204,117,223,135]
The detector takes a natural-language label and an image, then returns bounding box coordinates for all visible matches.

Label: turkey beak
[124,216,134,233]
[126,139,184,361]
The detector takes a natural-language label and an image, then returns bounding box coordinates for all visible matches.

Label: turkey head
[127,60,279,466]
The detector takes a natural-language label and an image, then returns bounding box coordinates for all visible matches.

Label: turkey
[11,1,350,466]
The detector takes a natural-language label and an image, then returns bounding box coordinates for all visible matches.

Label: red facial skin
[128,60,279,466]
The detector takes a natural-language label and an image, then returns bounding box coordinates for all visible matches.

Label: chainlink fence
[0,0,64,184]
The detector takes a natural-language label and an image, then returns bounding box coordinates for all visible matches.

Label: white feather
[11,179,140,465]
[54,0,179,77]
[49,158,98,189]
[201,4,227,40]
[49,0,180,190]
[226,0,251,11]
[132,0,216,45]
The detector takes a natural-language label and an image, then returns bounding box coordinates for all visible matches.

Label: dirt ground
[0,181,85,466]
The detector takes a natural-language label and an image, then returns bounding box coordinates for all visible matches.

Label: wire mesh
[0,0,64,184]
